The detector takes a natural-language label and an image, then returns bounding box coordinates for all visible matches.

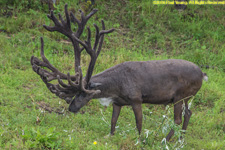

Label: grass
[0,0,225,149]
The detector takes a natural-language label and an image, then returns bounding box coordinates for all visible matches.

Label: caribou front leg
[132,102,143,135]
[111,103,121,135]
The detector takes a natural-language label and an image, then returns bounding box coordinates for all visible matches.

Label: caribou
[31,4,207,141]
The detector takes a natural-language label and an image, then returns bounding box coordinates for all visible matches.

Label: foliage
[1,0,46,11]
[0,0,224,149]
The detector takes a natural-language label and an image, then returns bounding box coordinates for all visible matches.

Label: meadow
[0,0,224,149]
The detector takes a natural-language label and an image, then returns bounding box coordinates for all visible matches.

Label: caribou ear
[89,82,102,89]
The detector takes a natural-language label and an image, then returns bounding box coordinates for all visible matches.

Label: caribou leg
[111,103,121,135]
[132,103,143,135]
[166,102,183,141]
[181,101,192,138]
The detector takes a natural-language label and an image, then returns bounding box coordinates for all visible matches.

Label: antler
[31,37,79,103]
[75,20,115,84]
[31,4,114,103]
[43,4,98,73]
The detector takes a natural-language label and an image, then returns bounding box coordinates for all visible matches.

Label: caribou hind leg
[181,101,192,138]
[166,97,193,141]
[166,101,183,141]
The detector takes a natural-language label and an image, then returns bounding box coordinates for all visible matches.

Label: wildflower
[93,141,97,145]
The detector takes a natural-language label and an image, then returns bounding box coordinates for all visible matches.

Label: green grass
[0,0,225,149]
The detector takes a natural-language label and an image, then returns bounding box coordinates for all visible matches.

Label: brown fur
[69,59,206,141]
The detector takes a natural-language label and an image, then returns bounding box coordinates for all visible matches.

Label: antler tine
[58,13,65,25]
[80,9,85,22]
[77,66,94,94]
[100,28,115,36]
[31,61,55,82]
[86,9,98,20]
[40,37,57,72]
[100,20,115,35]
[93,24,100,51]
[54,84,70,92]
[78,66,85,91]
[43,4,72,38]
[67,72,79,87]
[97,20,106,55]
[49,10,61,27]
[97,20,115,56]
[101,19,105,30]
[47,83,75,103]
[73,9,86,37]
[57,75,73,88]
[71,9,98,38]
[70,12,80,25]
[64,4,71,31]
[46,74,81,102]
[72,34,89,50]
[85,27,93,54]
[55,68,92,96]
